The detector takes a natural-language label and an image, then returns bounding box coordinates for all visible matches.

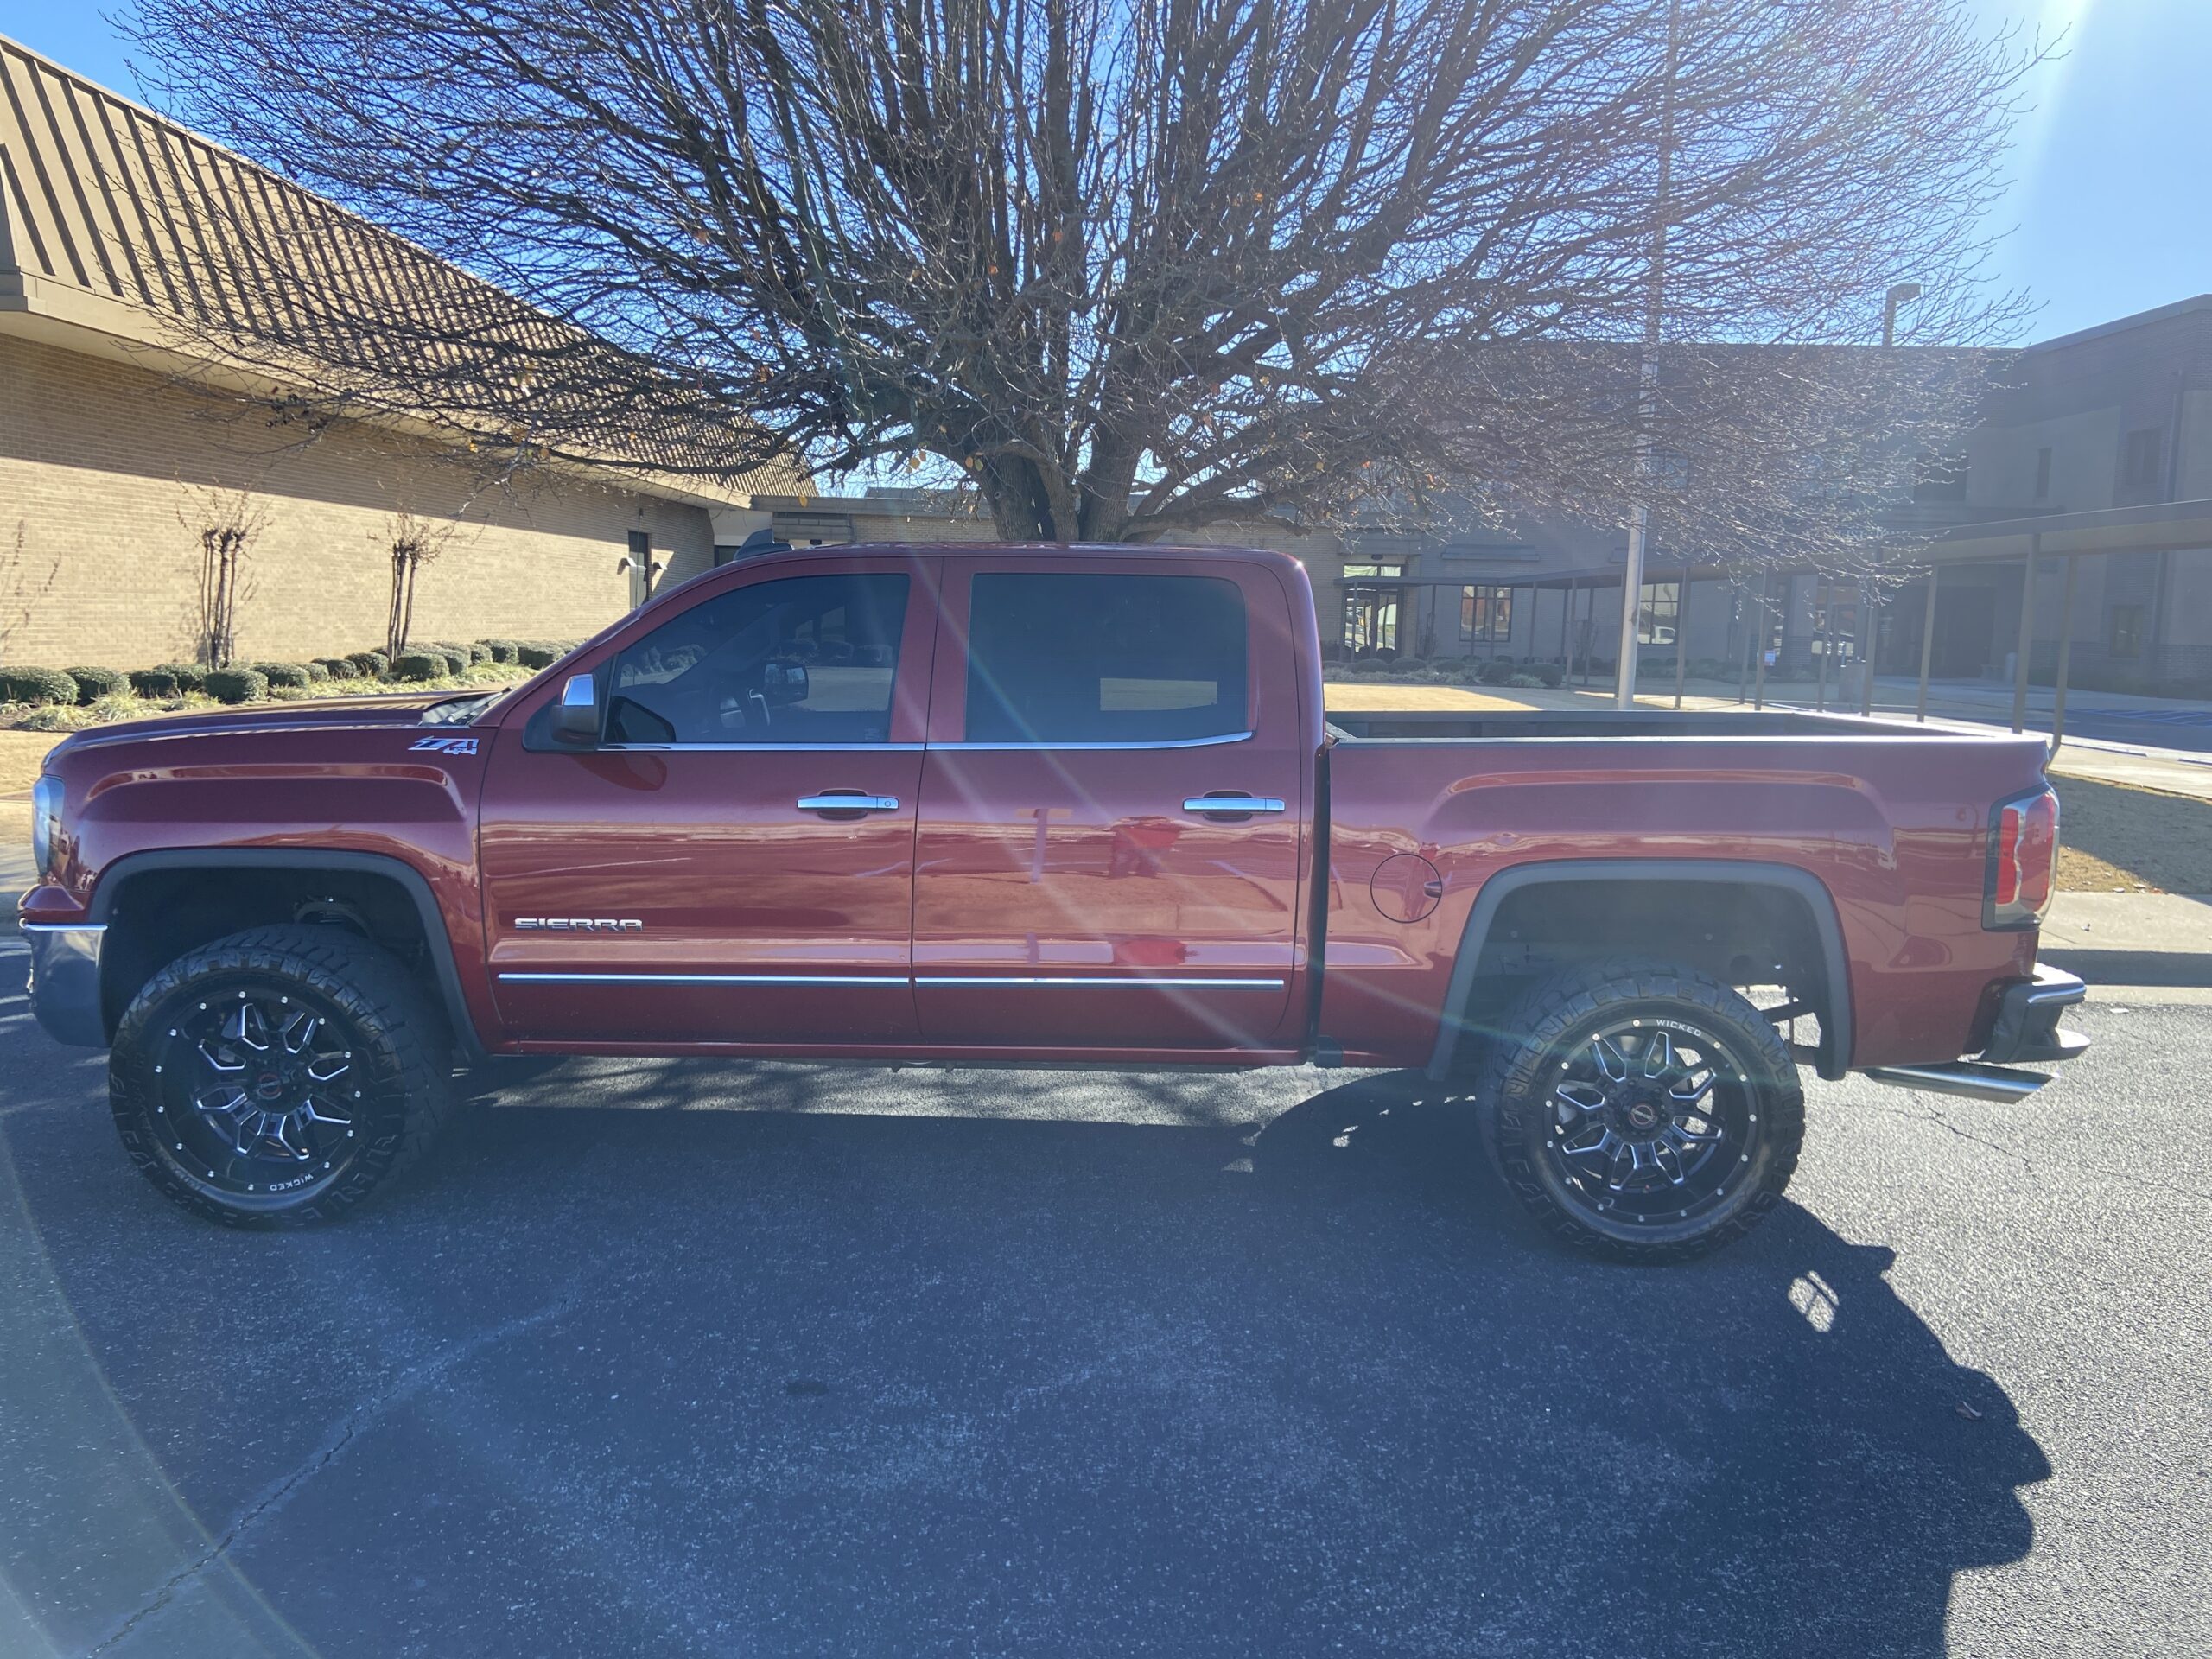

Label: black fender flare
[1424,858,1853,1082]
[91,848,485,1058]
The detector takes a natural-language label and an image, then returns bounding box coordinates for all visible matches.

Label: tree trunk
[981,457,1057,541]
[386,550,410,661]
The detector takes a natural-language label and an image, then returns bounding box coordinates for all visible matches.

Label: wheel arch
[90,849,484,1058]
[1425,859,1853,1083]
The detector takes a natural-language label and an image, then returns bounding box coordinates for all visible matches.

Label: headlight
[30,774,61,880]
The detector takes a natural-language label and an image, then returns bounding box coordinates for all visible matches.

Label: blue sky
[3,0,2205,344]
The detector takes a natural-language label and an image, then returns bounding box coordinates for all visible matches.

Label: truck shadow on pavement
[11,1060,2049,1658]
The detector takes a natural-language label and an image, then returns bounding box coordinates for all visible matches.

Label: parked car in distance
[22,544,2084,1260]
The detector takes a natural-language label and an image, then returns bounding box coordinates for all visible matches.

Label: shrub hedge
[7,667,74,705]
[66,665,127,703]
[204,668,269,704]
[2,638,531,725]
[128,668,181,699]
[0,666,79,706]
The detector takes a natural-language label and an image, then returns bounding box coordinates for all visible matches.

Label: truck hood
[46,691,484,756]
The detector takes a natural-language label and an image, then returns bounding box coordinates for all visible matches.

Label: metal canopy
[1928,498,2212,565]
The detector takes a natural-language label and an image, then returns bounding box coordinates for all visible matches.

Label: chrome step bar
[1860,1060,2050,1103]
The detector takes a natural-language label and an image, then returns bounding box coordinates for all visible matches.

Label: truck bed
[1316,705,2050,1075]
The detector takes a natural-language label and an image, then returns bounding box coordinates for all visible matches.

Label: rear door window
[963,572,1248,743]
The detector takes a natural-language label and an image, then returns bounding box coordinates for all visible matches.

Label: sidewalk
[2042,891,2212,993]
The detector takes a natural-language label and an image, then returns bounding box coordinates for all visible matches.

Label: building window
[965,571,1248,743]
[2121,427,2164,491]
[1636,581,1680,646]
[2108,605,2145,660]
[1342,560,1407,580]
[2034,446,2051,502]
[1459,585,1513,643]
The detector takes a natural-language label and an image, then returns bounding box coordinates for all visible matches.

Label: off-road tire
[1474,957,1804,1264]
[110,925,453,1227]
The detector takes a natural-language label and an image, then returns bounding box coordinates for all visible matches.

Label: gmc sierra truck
[21,544,2086,1260]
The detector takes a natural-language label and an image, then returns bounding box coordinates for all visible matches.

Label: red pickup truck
[21,543,2084,1259]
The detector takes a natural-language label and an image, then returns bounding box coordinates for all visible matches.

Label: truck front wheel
[109,925,453,1227]
[1475,958,1803,1263]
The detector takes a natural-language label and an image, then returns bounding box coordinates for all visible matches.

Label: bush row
[2,638,575,709]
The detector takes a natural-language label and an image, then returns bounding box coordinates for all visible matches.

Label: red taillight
[1993,810,2022,908]
[1987,787,2059,929]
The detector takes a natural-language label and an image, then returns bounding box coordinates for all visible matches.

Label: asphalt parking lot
[3,957,2207,1657]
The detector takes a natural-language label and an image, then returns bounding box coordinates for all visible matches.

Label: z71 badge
[410,736,480,755]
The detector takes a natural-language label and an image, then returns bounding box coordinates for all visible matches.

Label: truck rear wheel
[1474,958,1803,1264]
[109,925,453,1227]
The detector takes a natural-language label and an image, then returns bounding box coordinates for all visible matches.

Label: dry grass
[2052,777,2212,894]
[0,731,61,798]
[1324,683,1538,712]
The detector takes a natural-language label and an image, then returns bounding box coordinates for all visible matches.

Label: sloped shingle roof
[0,34,798,499]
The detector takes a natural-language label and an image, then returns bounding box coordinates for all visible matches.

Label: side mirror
[762,658,809,708]
[552,672,600,741]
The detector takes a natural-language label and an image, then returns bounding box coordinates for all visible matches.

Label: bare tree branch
[126,0,2044,553]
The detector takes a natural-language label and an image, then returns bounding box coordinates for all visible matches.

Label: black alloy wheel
[1476,958,1804,1263]
[155,988,367,1200]
[1542,1016,1752,1228]
[111,925,452,1226]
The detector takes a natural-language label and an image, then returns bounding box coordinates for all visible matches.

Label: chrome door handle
[1182,796,1287,816]
[797,793,901,812]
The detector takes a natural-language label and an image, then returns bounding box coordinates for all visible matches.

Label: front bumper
[1979,963,2089,1066]
[22,924,106,1047]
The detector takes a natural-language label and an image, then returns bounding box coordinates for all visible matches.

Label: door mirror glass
[552,672,600,741]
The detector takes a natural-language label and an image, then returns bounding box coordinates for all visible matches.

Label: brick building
[0,35,804,671]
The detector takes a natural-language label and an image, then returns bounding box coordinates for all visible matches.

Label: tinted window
[965,572,1247,743]
[605,573,906,745]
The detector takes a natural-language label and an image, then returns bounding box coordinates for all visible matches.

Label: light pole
[1881,282,1922,349]
[1860,283,1923,715]
[1614,0,1681,708]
